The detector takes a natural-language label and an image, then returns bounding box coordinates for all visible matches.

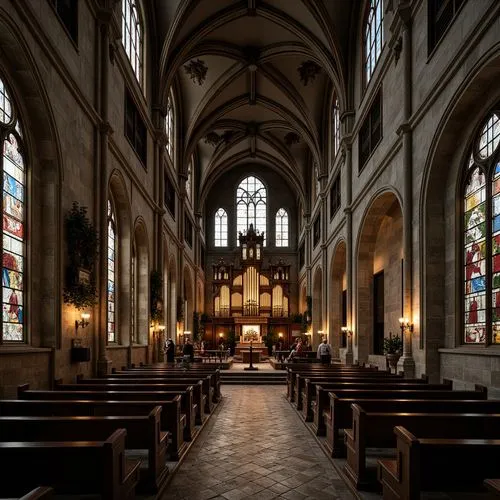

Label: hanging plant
[150,270,163,322]
[63,202,99,310]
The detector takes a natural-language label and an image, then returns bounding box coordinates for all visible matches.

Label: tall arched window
[463,112,500,344]
[364,0,383,84]
[166,92,174,158]
[236,176,266,245]
[275,208,289,247]
[107,199,117,343]
[214,208,227,247]
[122,0,144,85]
[1,77,26,342]
[333,96,340,158]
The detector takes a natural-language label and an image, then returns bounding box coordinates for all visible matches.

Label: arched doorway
[357,191,403,364]
[330,240,347,359]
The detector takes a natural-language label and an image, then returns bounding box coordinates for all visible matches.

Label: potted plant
[383,333,403,372]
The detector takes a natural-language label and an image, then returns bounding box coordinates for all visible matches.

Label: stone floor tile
[160,386,355,500]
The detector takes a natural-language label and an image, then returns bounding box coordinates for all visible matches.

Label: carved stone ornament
[284,132,300,146]
[298,60,322,86]
[204,132,221,147]
[184,59,208,85]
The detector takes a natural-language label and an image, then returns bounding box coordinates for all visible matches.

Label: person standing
[317,338,332,365]
[164,338,175,364]
[183,339,194,369]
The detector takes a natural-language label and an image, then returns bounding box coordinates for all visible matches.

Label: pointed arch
[236,176,267,245]
[363,0,384,85]
[214,207,228,247]
[122,0,145,86]
[275,208,289,247]
[133,217,149,345]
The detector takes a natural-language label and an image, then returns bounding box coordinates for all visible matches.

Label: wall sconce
[75,312,90,332]
[341,326,352,336]
[219,332,224,338]
[399,317,413,333]
[158,325,166,332]
[278,332,283,338]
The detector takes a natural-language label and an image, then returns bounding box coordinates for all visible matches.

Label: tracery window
[166,92,174,158]
[0,77,26,342]
[107,199,117,342]
[236,176,266,245]
[185,157,192,203]
[333,97,340,158]
[275,208,288,247]
[364,0,384,84]
[463,112,500,344]
[122,0,143,85]
[214,208,227,247]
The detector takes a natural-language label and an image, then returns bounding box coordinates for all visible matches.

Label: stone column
[395,4,416,378]
[96,7,114,377]
[343,139,354,365]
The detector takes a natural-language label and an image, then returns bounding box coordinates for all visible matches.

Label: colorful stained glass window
[275,208,289,247]
[122,0,143,85]
[107,200,116,342]
[463,111,500,344]
[214,208,227,247]
[236,176,266,246]
[1,77,25,342]
[364,0,384,84]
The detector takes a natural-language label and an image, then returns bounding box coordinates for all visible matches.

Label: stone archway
[312,266,323,348]
[356,191,403,364]
[330,240,346,359]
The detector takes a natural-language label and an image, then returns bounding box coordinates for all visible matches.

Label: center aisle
[162,386,355,500]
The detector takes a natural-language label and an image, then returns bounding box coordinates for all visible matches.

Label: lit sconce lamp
[399,317,413,333]
[318,330,324,341]
[75,312,90,332]
[341,326,352,336]
[158,325,166,332]
[219,332,224,339]
[278,332,283,338]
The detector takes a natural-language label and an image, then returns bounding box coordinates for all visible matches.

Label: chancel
[1,0,500,498]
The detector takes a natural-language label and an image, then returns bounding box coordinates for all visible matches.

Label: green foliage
[264,329,279,347]
[150,270,163,322]
[383,334,403,355]
[63,202,98,310]
[226,328,236,347]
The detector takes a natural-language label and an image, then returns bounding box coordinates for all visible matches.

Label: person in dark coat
[165,338,175,363]
[183,339,194,363]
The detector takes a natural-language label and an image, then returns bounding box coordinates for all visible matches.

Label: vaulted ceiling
[155,0,358,205]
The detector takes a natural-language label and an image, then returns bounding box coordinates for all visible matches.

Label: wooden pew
[377,426,500,499]
[301,375,429,419]
[0,429,140,500]
[108,370,221,402]
[79,374,214,414]
[19,384,195,444]
[484,479,500,497]
[3,396,185,460]
[345,404,500,489]
[0,408,168,492]
[286,366,389,402]
[15,487,54,500]
[324,386,488,456]
[60,380,206,425]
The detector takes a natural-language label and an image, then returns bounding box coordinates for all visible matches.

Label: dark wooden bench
[2,396,185,460]
[484,478,500,497]
[378,426,500,499]
[345,404,500,489]
[109,370,221,402]
[0,429,140,499]
[19,384,195,444]
[301,375,430,419]
[60,380,206,425]
[13,487,54,500]
[81,374,215,414]
[0,408,168,492]
[324,386,488,457]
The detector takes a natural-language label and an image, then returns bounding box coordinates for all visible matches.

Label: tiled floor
[162,386,355,500]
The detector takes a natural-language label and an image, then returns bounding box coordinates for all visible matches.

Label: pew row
[345,404,500,489]
[0,429,140,500]
[323,386,488,456]
[0,408,168,493]
[377,426,500,499]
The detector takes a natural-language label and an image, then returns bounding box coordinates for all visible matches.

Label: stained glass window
[1,77,25,343]
[333,97,340,157]
[236,176,266,245]
[364,0,383,84]
[463,112,500,344]
[275,208,288,247]
[166,93,174,158]
[122,0,143,85]
[214,208,227,247]
[107,200,116,343]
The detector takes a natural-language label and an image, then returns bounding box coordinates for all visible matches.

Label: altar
[240,349,261,364]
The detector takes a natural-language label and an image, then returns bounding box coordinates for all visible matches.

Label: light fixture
[278,332,283,338]
[341,326,352,336]
[399,317,413,332]
[75,312,90,331]
[219,332,224,338]
[158,325,166,331]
